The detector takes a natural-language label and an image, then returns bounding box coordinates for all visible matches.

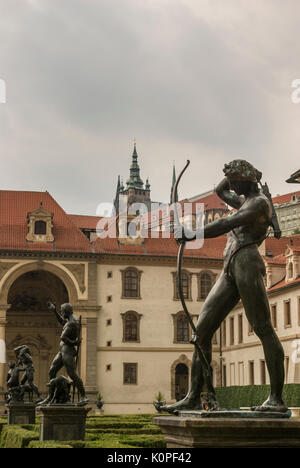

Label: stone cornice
[0,249,223,269]
[97,346,195,352]
[221,333,300,352]
[97,254,223,269]
[97,345,220,352]
[0,250,96,260]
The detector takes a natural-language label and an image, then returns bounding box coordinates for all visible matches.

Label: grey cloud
[0,0,299,213]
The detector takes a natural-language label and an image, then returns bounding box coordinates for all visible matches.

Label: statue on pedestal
[14,345,42,403]
[6,345,42,404]
[160,159,287,414]
[38,302,88,407]
[6,361,26,403]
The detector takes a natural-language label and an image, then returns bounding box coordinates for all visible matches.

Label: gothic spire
[126,140,144,190]
[170,163,178,204]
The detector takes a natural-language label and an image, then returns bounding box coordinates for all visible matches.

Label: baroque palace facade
[0,146,300,413]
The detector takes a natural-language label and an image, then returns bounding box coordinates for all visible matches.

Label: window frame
[121,310,142,343]
[123,362,138,385]
[196,271,217,301]
[121,267,142,299]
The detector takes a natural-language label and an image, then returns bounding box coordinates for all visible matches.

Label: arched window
[177,314,189,342]
[201,273,212,298]
[172,270,192,301]
[125,312,138,341]
[34,220,47,235]
[181,272,189,299]
[175,363,189,401]
[121,268,141,298]
[173,311,190,343]
[288,262,293,279]
[122,311,141,342]
[198,272,215,300]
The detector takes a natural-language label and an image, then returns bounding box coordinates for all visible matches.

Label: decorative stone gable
[285,246,300,281]
[26,203,54,243]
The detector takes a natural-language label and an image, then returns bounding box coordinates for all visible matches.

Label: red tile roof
[263,254,286,265]
[94,232,227,259]
[268,276,300,293]
[272,191,300,205]
[265,235,300,257]
[190,191,228,211]
[140,192,228,229]
[0,191,92,253]
[69,214,103,230]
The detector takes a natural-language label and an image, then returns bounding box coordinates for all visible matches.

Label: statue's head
[61,303,73,319]
[8,362,15,369]
[223,159,261,195]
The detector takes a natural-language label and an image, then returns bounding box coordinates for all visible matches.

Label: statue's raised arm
[47,301,66,326]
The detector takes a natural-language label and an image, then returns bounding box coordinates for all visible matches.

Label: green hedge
[28,441,73,448]
[0,414,164,449]
[215,384,300,409]
[0,425,39,448]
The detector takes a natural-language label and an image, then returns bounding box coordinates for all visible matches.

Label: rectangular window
[230,317,234,345]
[238,314,243,344]
[222,320,226,347]
[249,361,255,385]
[271,304,277,329]
[123,269,140,298]
[284,300,291,327]
[222,364,227,387]
[123,363,137,384]
[260,360,266,385]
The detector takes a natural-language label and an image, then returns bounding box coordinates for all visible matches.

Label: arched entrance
[5,270,69,393]
[175,363,189,401]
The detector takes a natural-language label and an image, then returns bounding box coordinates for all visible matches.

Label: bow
[172,160,212,383]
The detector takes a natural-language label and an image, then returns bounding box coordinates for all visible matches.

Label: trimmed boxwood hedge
[215,384,300,409]
[0,425,39,448]
[0,414,164,448]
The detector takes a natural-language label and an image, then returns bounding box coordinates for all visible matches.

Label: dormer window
[26,202,54,243]
[34,220,47,235]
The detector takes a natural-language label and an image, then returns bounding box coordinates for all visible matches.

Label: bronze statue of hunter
[162,159,287,414]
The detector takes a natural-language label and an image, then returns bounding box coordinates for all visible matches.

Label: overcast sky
[0,0,300,215]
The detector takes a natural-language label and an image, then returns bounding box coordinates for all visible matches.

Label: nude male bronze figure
[162,159,287,414]
[38,302,88,406]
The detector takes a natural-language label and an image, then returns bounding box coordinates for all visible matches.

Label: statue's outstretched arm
[203,198,263,238]
[176,198,264,242]
[47,301,66,326]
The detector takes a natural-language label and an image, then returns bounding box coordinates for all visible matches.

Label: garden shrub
[28,440,73,448]
[0,425,38,448]
[215,384,300,408]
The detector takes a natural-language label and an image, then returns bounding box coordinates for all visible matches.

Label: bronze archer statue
[161,159,287,414]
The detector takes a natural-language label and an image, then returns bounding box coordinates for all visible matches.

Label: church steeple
[126,140,144,190]
[170,163,178,204]
[113,140,151,214]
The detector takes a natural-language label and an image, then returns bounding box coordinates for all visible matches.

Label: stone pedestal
[38,405,91,441]
[7,403,36,425]
[154,411,300,448]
